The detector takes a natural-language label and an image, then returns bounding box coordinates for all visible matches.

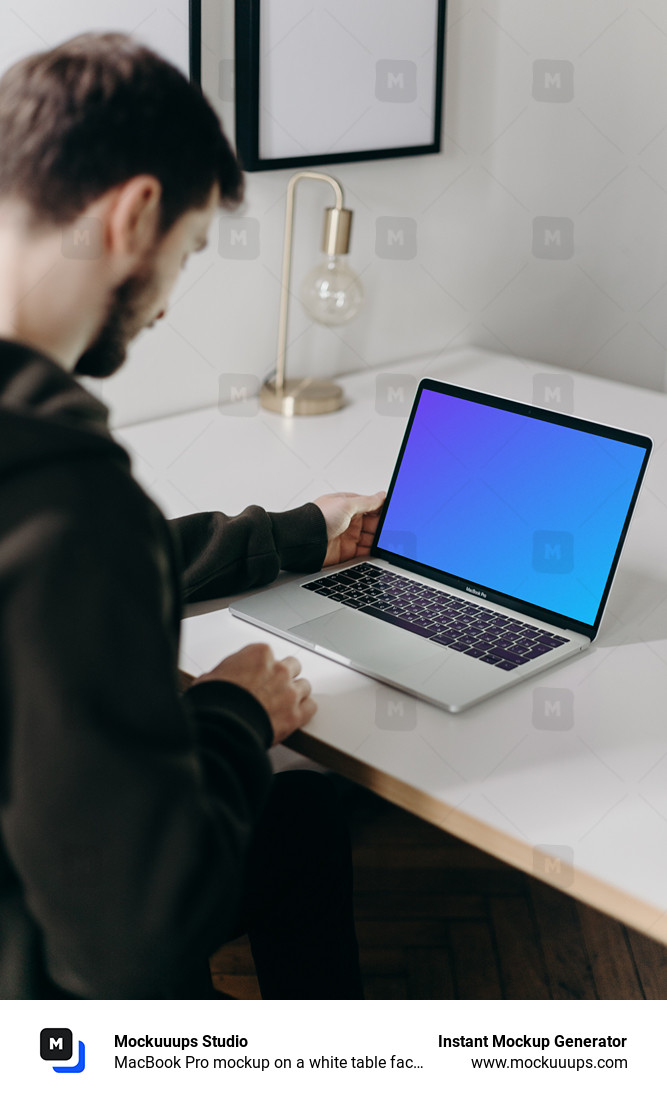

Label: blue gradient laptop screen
[376,387,648,627]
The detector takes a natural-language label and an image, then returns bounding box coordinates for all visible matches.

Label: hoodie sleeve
[169,503,329,603]
[1,461,274,998]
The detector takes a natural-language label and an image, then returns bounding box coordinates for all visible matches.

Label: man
[0,33,384,998]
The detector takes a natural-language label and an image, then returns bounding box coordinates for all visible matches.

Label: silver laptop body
[230,379,651,712]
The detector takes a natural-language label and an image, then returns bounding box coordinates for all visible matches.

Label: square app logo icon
[218,59,235,102]
[375,373,417,415]
[375,217,417,260]
[219,217,260,260]
[375,686,417,730]
[533,845,574,886]
[218,374,260,416]
[533,60,574,103]
[375,60,418,102]
[61,219,103,259]
[379,529,417,558]
[532,687,574,730]
[532,217,574,260]
[533,531,574,573]
[41,1028,73,1061]
[533,373,574,413]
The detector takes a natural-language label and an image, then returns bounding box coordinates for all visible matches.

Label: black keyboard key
[431,633,456,646]
[358,605,437,638]
[497,660,519,671]
[488,647,530,665]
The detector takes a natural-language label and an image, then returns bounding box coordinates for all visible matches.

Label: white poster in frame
[235,0,446,171]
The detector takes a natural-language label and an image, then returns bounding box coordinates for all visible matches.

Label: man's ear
[106,175,162,261]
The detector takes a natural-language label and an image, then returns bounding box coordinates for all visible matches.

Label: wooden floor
[210,786,667,999]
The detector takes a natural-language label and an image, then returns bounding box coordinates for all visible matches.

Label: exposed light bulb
[300,256,365,326]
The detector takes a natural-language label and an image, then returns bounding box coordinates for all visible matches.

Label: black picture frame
[189,0,202,87]
[234,0,446,172]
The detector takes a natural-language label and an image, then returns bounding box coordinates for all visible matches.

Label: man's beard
[72,262,159,380]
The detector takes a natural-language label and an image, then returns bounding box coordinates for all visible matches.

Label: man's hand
[314,490,386,567]
[192,644,316,745]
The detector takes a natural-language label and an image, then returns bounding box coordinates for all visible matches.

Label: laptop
[230,379,652,712]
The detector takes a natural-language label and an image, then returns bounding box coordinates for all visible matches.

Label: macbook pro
[230,379,652,712]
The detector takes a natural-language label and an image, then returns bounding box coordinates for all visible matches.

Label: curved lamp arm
[275,171,348,394]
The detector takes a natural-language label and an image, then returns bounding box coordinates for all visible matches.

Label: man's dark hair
[0,32,243,231]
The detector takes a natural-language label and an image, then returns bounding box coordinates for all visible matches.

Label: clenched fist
[193,643,316,745]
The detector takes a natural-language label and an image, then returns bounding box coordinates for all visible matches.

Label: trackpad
[292,607,444,676]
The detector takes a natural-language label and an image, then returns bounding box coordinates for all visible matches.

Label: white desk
[117,348,667,944]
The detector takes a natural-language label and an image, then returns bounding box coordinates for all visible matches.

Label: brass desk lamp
[260,170,364,416]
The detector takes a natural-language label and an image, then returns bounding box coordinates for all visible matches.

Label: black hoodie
[0,338,328,998]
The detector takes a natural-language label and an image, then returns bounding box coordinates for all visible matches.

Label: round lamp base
[260,377,345,416]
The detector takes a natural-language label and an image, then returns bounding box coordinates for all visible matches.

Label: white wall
[9,1,667,424]
[0,0,191,76]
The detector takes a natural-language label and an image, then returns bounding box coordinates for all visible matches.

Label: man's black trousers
[189,769,364,1000]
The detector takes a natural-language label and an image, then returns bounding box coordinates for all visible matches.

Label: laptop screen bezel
[371,378,653,640]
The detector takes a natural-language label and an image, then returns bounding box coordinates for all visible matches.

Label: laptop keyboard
[302,563,569,671]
